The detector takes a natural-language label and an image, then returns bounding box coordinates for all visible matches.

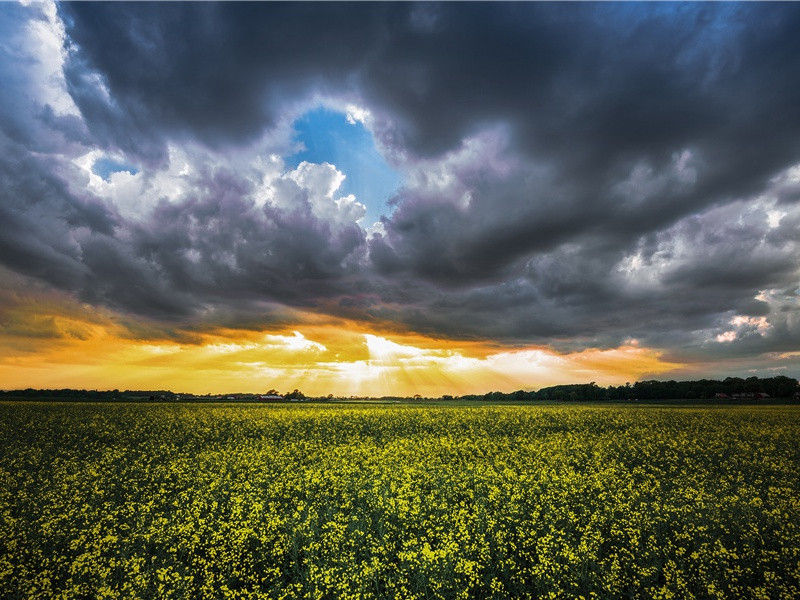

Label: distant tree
[284,389,306,400]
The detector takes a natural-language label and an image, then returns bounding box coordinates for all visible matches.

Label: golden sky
[0,285,683,396]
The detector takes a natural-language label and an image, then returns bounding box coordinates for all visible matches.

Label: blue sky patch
[92,157,139,181]
[289,107,402,224]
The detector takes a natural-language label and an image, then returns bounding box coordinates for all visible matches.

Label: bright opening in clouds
[289,107,402,225]
[1,1,800,395]
[91,157,139,181]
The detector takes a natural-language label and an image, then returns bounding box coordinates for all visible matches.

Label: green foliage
[462,375,800,402]
[1,403,799,599]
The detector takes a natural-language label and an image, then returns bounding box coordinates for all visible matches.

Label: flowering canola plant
[0,403,798,599]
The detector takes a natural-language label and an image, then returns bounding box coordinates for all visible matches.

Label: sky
[1,1,799,396]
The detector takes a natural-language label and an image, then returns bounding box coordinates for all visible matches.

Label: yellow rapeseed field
[0,403,798,599]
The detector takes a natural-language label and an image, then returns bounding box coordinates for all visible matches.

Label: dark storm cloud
[0,134,116,289]
[59,1,800,193]
[59,2,388,163]
[362,187,800,358]
[1,2,799,368]
[60,3,800,201]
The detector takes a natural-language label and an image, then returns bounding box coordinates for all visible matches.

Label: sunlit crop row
[1,403,798,599]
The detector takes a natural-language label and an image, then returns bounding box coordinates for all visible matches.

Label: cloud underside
[1,1,800,385]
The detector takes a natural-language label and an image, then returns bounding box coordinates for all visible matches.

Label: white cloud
[715,315,771,343]
[255,160,367,224]
[731,315,770,334]
[71,145,196,221]
[264,331,326,353]
[287,161,346,199]
[766,209,785,228]
[345,104,371,126]
[22,0,80,117]
[189,331,327,356]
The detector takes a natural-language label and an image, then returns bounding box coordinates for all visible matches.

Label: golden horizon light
[0,294,683,396]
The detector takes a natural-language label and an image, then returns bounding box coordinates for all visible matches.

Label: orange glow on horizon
[0,296,684,396]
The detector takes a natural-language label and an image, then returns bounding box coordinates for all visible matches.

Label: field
[1,403,799,599]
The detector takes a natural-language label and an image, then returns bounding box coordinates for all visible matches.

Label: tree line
[457,376,799,402]
[1,375,798,402]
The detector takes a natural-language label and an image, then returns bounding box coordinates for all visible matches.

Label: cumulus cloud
[1,1,799,378]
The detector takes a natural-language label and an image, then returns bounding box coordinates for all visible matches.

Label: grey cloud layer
[2,2,800,370]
